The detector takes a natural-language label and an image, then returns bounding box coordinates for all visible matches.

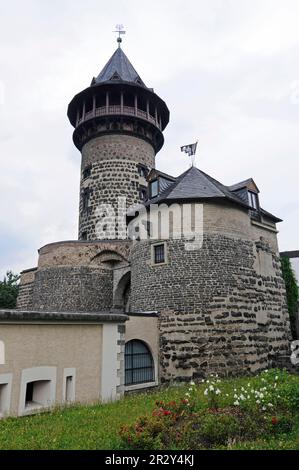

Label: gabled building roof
[92,47,146,87]
[229,178,259,193]
[147,166,249,208]
[143,166,281,222]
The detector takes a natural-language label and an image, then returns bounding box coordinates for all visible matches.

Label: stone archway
[90,250,127,269]
[114,270,131,312]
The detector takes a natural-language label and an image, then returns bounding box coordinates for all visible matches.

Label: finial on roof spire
[113,24,126,48]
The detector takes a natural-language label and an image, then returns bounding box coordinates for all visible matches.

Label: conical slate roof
[93,47,146,87]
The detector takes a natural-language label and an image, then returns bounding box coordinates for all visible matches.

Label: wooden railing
[77,105,161,129]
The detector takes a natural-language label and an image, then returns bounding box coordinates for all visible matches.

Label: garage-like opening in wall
[125,340,154,386]
[25,380,51,410]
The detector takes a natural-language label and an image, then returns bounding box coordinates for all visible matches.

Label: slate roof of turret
[92,47,146,87]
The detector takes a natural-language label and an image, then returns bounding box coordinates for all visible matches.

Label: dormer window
[150,180,158,198]
[248,191,258,210]
[110,72,121,80]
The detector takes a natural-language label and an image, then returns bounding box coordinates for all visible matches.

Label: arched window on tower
[125,340,154,385]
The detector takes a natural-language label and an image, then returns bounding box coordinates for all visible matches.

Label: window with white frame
[153,243,165,264]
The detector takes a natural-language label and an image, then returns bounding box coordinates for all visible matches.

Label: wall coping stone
[0,309,128,323]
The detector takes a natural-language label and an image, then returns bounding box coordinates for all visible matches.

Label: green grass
[0,374,298,450]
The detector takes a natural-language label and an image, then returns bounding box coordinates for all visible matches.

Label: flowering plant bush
[119,369,297,450]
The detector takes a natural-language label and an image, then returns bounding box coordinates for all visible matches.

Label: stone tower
[67,41,169,241]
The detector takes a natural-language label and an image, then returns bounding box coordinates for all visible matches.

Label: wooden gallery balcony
[76,105,162,130]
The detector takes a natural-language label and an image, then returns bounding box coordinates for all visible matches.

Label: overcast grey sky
[0,0,298,278]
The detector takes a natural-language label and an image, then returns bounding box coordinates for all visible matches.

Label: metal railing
[77,105,160,129]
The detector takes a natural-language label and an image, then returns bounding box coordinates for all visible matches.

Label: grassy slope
[0,377,298,450]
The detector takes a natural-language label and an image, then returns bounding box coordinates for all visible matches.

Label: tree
[281,257,299,340]
[0,271,20,309]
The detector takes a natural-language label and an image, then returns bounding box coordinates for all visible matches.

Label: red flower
[163,410,172,416]
[271,416,278,425]
[181,399,189,404]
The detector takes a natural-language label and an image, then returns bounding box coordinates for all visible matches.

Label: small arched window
[125,340,154,385]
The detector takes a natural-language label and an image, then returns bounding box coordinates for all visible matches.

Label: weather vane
[113,24,126,47]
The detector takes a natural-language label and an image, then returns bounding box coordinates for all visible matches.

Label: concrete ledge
[128,311,160,317]
[0,309,129,323]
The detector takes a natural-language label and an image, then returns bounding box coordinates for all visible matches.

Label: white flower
[185,392,190,397]
[190,381,195,386]
[262,406,266,411]
[206,380,210,384]
[267,403,273,408]
[275,376,278,381]
[256,400,260,404]
[241,387,245,392]
[202,379,205,383]
[204,389,208,396]
[234,394,238,399]
[240,394,246,401]
[209,385,214,392]
[215,389,221,395]
[234,400,240,406]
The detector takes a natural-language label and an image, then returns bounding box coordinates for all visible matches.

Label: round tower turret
[68,45,169,241]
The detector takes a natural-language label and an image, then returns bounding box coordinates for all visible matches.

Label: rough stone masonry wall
[32,266,113,312]
[16,269,37,310]
[79,134,155,240]
[130,213,290,381]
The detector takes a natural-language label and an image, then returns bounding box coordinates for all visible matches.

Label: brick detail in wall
[79,134,155,241]
[130,235,291,381]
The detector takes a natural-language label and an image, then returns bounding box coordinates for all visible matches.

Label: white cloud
[0,0,298,278]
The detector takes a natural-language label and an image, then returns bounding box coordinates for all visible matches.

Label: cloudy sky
[0,0,298,278]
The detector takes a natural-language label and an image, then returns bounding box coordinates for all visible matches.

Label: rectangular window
[150,180,158,198]
[82,189,90,212]
[139,188,147,201]
[138,165,148,178]
[154,244,165,264]
[83,166,91,179]
[248,191,258,210]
